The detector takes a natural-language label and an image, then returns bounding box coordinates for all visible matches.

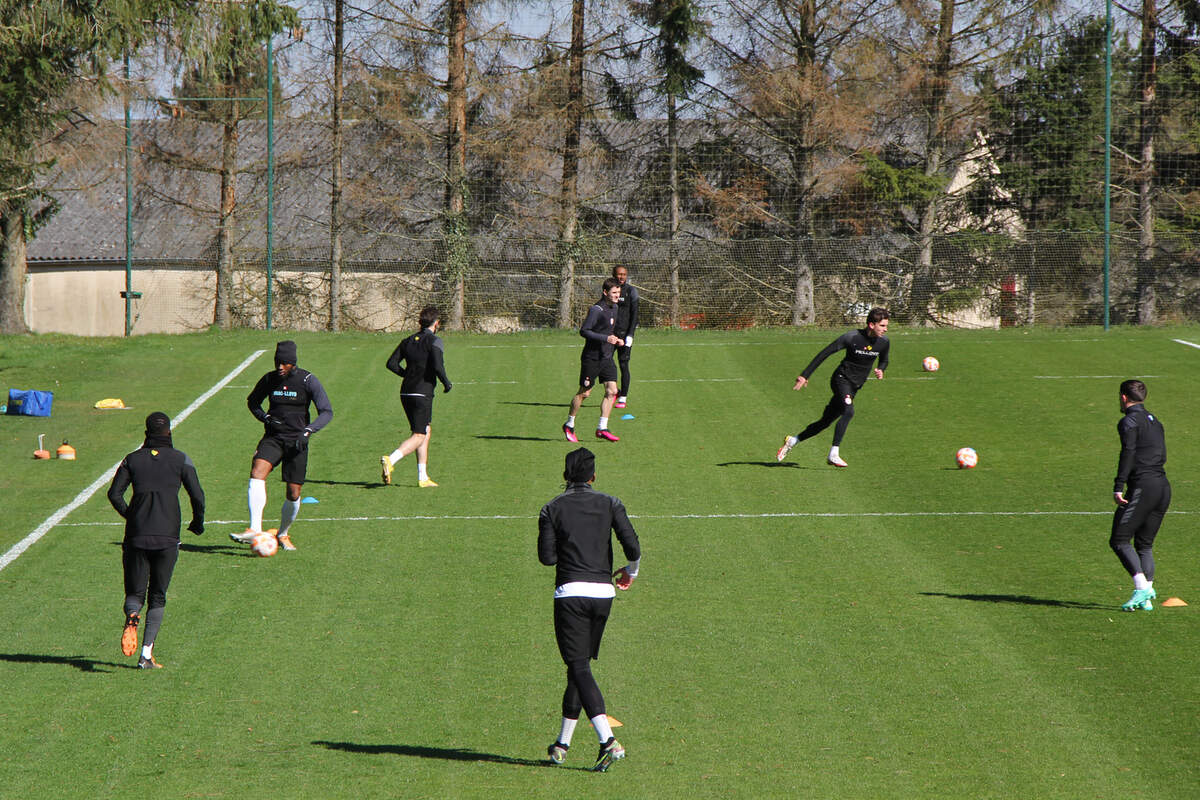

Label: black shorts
[401,394,433,434]
[554,596,613,663]
[829,372,859,403]
[579,355,618,390]
[254,435,310,484]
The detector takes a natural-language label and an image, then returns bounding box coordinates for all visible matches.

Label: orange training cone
[1161,597,1188,607]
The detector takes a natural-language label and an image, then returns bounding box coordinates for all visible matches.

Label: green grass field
[1,325,1197,799]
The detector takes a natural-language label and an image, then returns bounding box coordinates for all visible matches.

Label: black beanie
[145,411,171,436]
[275,340,298,366]
[563,447,596,483]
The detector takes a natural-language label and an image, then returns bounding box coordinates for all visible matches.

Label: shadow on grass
[305,478,386,489]
[716,461,802,469]
[920,592,1110,610]
[179,542,256,557]
[500,401,563,408]
[475,435,559,442]
[312,740,573,770]
[0,652,126,672]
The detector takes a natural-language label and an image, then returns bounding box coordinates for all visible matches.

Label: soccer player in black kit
[611,266,639,409]
[539,447,641,772]
[107,412,205,669]
[380,305,452,488]
[231,340,333,551]
[563,279,624,443]
[1110,379,1170,612]
[776,307,890,467]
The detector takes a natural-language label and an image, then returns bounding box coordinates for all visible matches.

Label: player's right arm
[537,504,558,566]
[386,341,407,377]
[107,459,132,517]
[578,305,610,344]
[1113,415,1140,495]
[798,334,847,382]
[246,374,272,423]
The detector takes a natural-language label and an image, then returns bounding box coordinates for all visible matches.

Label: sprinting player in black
[564,279,624,443]
[538,447,641,772]
[107,412,205,669]
[612,266,639,409]
[1111,379,1171,612]
[230,340,333,552]
[380,305,452,488]
[775,306,890,468]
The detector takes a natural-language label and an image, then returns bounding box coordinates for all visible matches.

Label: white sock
[591,713,614,744]
[389,448,404,464]
[418,462,428,481]
[279,498,301,535]
[557,717,578,746]
[617,396,626,403]
[829,446,840,459]
[566,415,576,428]
[598,417,609,430]
[248,479,267,531]
[141,644,153,660]
[1133,573,1150,591]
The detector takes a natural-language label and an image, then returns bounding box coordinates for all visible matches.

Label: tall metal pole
[266,34,275,330]
[123,50,135,337]
[1104,0,1113,330]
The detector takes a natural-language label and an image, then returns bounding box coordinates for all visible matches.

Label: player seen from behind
[107,412,205,669]
[380,305,452,488]
[776,306,890,468]
[1110,379,1171,611]
[231,340,333,551]
[538,447,641,772]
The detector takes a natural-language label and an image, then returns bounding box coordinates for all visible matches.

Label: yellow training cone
[1161,597,1188,607]
[606,716,623,728]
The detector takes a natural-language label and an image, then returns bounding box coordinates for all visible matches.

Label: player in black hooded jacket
[107,412,205,669]
[231,340,333,552]
[380,306,452,488]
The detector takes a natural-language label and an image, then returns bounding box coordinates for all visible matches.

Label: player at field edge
[380,305,452,488]
[1110,379,1171,612]
[564,279,624,443]
[107,412,205,669]
[230,340,333,552]
[538,447,641,772]
[775,306,891,467]
[611,266,639,409]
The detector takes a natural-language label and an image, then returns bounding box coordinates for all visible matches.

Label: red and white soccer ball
[922,356,940,372]
[251,532,279,557]
[956,447,978,469]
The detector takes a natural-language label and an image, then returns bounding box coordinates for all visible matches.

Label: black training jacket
[538,483,641,586]
[107,435,205,550]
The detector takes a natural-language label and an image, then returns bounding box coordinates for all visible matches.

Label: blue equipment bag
[6,389,53,417]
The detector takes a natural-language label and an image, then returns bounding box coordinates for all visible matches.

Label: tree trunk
[329,0,344,332]
[444,0,468,330]
[0,204,30,334]
[557,0,586,328]
[667,91,680,327]
[908,0,956,326]
[215,95,240,329]
[1136,0,1158,325]
[789,0,816,326]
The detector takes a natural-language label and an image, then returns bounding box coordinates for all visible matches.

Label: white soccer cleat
[229,528,259,544]
[827,454,848,468]
[776,436,797,462]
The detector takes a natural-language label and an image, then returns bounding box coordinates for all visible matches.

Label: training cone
[56,441,76,460]
[1161,597,1188,607]
[33,434,51,460]
[606,715,623,728]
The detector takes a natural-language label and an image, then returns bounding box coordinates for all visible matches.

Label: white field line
[0,350,267,573]
[1174,338,1200,350]
[1035,375,1161,379]
[56,508,1198,529]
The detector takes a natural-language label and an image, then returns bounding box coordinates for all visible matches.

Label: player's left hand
[792,376,808,390]
[188,519,204,535]
[443,383,452,393]
[874,368,884,380]
[1114,491,1128,505]
[613,567,634,590]
[625,335,633,347]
